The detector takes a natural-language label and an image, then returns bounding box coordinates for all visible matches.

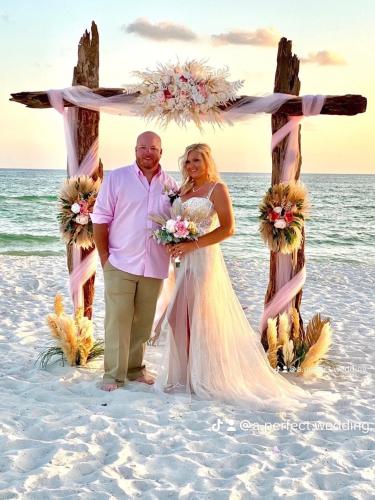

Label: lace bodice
[172,196,218,235]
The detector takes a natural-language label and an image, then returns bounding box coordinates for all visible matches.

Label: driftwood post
[70,21,102,319]
[262,37,304,349]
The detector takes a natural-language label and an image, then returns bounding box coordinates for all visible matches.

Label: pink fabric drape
[260,95,325,331]
[47,89,99,312]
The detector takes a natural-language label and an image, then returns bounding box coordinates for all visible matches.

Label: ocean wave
[0,195,57,202]
[0,250,64,257]
[0,233,59,243]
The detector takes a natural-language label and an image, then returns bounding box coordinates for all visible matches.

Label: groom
[91,131,177,391]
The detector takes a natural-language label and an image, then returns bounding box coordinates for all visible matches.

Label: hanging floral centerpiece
[127,60,243,128]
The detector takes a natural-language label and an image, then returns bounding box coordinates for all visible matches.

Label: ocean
[0,168,374,266]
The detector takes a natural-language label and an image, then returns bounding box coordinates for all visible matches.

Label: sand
[0,255,374,499]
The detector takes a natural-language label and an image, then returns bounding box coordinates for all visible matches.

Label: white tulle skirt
[155,243,312,410]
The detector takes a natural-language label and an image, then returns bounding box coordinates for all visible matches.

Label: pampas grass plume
[290,307,300,340]
[278,312,290,346]
[267,317,278,369]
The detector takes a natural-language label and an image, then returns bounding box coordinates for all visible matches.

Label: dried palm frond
[300,323,332,376]
[266,317,278,369]
[305,313,330,349]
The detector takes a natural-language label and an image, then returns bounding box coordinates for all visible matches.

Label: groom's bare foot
[134,372,155,385]
[101,383,119,392]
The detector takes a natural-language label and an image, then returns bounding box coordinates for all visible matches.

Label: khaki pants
[102,261,163,385]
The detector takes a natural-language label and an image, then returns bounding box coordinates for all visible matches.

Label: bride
[156,143,310,409]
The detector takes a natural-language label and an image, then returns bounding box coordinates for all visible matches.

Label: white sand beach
[0,255,374,499]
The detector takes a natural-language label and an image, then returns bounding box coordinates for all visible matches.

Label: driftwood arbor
[10,25,367,335]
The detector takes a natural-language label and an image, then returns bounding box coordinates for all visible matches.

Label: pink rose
[79,200,89,215]
[174,220,189,238]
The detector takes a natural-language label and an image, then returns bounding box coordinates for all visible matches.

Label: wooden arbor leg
[261,37,305,349]
[67,21,103,319]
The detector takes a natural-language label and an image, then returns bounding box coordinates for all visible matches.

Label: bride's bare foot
[134,372,155,385]
[101,383,119,392]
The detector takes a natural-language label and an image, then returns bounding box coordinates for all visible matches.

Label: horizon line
[0,167,374,176]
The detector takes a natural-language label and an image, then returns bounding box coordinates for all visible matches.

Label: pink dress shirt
[91,162,177,279]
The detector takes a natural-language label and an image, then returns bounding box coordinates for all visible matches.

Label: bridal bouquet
[152,215,200,267]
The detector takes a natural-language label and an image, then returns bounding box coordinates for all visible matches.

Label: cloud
[211,28,279,47]
[300,51,346,66]
[122,18,197,41]
[1,13,9,22]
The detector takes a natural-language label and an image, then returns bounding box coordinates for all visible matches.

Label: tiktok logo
[211,418,236,432]
[211,418,224,432]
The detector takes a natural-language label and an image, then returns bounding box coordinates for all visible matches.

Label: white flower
[192,93,205,104]
[273,206,283,214]
[71,202,81,214]
[165,219,176,233]
[274,219,287,229]
[75,214,89,225]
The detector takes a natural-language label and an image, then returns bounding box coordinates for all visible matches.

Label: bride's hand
[168,242,196,259]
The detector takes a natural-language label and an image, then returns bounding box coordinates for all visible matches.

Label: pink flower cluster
[71,199,90,225]
[166,216,190,238]
[268,206,295,229]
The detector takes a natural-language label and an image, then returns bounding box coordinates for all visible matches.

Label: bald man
[92,131,178,391]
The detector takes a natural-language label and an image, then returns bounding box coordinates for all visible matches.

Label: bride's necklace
[192,183,207,193]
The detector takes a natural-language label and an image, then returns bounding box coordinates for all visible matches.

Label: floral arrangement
[266,310,332,378]
[259,181,310,254]
[58,175,101,249]
[38,295,104,368]
[151,214,200,267]
[127,60,243,128]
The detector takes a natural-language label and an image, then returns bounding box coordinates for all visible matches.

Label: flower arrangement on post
[259,181,310,254]
[37,295,104,368]
[266,310,333,378]
[127,60,243,128]
[58,175,101,249]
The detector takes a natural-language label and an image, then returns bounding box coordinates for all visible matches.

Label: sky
[0,0,374,174]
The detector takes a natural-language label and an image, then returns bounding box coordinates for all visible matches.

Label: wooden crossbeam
[10,89,367,116]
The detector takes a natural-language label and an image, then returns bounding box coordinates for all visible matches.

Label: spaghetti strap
[207,182,218,200]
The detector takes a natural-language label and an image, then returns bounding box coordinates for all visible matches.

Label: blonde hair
[179,143,221,195]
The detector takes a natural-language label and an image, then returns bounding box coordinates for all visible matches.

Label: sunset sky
[0,0,374,174]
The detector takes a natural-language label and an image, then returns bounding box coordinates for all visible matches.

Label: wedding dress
[155,188,311,410]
